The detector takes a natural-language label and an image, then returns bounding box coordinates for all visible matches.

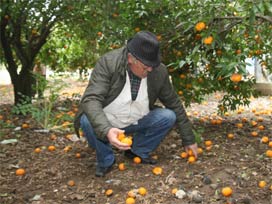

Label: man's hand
[107,128,131,150]
[185,143,198,158]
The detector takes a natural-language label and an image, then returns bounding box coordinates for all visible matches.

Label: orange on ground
[268,141,272,148]
[251,131,258,137]
[105,189,113,196]
[197,147,203,154]
[206,146,212,151]
[48,145,56,151]
[230,73,242,83]
[251,120,257,126]
[133,156,141,164]
[205,140,212,147]
[127,190,136,198]
[16,168,26,176]
[22,123,29,128]
[138,187,147,196]
[266,150,272,158]
[171,188,178,194]
[221,187,233,197]
[258,181,266,188]
[227,133,234,139]
[118,163,126,171]
[261,136,269,143]
[236,123,243,128]
[258,125,265,130]
[180,152,188,158]
[75,153,81,158]
[67,180,75,186]
[152,167,163,175]
[50,134,57,140]
[64,146,72,152]
[34,147,41,153]
[126,197,135,204]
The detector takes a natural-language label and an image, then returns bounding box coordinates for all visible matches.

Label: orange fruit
[205,140,212,147]
[206,146,212,151]
[50,134,57,140]
[251,120,257,126]
[266,150,272,158]
[48,145,56,151]
[236,123,243,128]
[127,190,136,198]
[16,168,26,176]
[75,153,81,158]
[134,27,140,32]
[178,90,183,95]
[203,36,213,45]
[188,156,196,163]
[261,136,269,143]
[180,152,188,158]
[195,22,206,31]
[118,132,126,141]
[171,188,178,194]
[268,141,272,148]
[121,137,133,146]
[67,180,75,186]
[138,187,147,196]
[251,131,258,137]
[227,133,234,139]
[133,156,141,164]
[34,147,41,153]
[179,74,186,79]
[230,73,242,83]
[258,125,265,130]
[152,167,163,175]
[118,163,126,171]
[197,147,203,154]
[105,189,113,196]
[126,197,136,204]
[22,123,29,128]
[258,180,266,188]
[97,31,102,37]
[221,187,233,197]
[63,146,72,152]
[187,149,194,156]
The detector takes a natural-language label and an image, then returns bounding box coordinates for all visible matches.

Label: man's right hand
[107,128,131,150]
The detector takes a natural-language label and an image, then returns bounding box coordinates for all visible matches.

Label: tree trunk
[9,67,35,105]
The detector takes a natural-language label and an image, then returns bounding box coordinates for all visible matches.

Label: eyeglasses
[135,58,153,71]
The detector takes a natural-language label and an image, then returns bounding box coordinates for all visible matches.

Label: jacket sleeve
[80,57,113,141]
[158,68,195,146]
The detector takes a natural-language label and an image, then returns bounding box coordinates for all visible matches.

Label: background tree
[0,0,99,104]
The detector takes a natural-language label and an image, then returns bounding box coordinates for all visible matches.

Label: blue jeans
[80,108,176,168]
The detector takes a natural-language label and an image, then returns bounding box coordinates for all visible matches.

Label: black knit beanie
[127,31,160,67]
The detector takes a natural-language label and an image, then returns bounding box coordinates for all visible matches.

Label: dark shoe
[95,160,115,177]
[124,150,157,165]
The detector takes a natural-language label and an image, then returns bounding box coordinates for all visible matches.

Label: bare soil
[0,79,271,204]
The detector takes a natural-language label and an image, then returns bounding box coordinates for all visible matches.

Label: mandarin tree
[103,0,272,112]
[0,0,105,105]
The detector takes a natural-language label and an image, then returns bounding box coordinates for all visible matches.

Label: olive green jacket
[74,46,195,146]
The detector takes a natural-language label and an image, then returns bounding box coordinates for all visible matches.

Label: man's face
[128,54,153,78]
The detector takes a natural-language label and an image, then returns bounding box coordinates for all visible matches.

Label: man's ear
[128,53,136,64]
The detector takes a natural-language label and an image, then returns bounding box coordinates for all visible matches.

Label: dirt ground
[0,78,271,204]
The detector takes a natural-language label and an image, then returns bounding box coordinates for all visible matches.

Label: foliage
[11,77,66,130]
